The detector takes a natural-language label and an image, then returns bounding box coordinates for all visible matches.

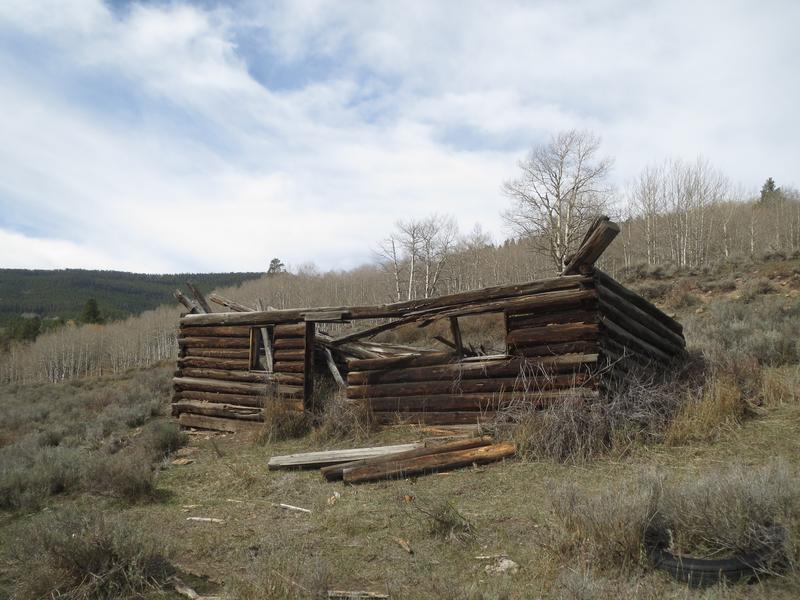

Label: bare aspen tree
[502,130,613,272]
[376,236,405,302]
[418,214,458,298]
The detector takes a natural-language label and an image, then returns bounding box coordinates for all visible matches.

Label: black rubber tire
[646,526,787,588]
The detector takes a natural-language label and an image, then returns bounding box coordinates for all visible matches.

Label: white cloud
[0,0,797,272]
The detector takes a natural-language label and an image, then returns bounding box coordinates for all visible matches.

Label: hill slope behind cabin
[0,269,263,325]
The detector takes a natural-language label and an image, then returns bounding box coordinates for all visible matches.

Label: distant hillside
[0,269,263,325]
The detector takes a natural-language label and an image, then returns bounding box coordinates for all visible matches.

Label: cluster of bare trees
[0,306,178,384]
[2,129,798,385]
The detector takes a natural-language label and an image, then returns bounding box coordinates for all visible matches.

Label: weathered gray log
[173,377,266,396]
[208,293,255,312]
[366,388,599,412]
[347,373,590,399]
[178,413,262,433]
[596,283,685,349]
[561,216,620,275]
[274,349,305,361]
[514,341,600,357]
[184,348,250,359]
[177,337,250,349]
[323,347,346,388]
[347,355,596,386]
[177,368,269,384]
[347,352,455,372]
[174,290,200,314]
[178,357,251,370]
[506,322,600,346]
[173,390,266,408]
[172,400,263,421]
[594,270,683,334]
[274,323,306,337]
[267,443,425,470]
[598,299,685,357]
[180,326,251,337]
[507,308,599,330]
[274,338,305,350]
[599,318,673,364]
[274,361,304,373]
[186,282,213,314]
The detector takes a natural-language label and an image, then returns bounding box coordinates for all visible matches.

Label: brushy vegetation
[8,506,174,599]
[544,462,798,571]
[414,498,476,543]
[0,366,180,510]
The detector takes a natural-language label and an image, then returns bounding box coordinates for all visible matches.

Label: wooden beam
[323,347,346,389]
[208,293,256,312]
[257,299,274,373]
[174,289,200,314]
[186,282,213,314]
[178,413,262,433]
[449,317,464,358]
[561,216,620,275]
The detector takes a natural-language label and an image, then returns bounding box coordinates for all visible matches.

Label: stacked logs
[345,351,599,425]
[171,320,313,432]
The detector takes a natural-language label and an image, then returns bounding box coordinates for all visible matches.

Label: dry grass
[311,389,374,445]
[257,401,313,445]
[665,375,750,445]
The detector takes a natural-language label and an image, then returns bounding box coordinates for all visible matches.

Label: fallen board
[267,442,425,470]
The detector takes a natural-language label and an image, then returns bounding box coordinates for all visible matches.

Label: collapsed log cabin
[171,217,686,432]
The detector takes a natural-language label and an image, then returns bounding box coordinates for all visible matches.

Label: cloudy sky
[0,1,797,273]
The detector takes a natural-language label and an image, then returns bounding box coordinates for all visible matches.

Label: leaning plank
[321,436,494,481]
[178,413,262,433]
[342,442,516,483]
[323,347,346,389]
[267,443,425,470]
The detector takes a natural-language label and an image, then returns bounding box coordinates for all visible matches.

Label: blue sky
[0,0,798,273]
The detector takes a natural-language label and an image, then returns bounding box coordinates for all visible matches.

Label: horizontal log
[173,390,265,408]
[347,373,590,399]
[594,270,683,335]
[180,275,591,327]
[184,348,250,359]
[270,372,305,386]
[367,389,599,412]
[267,443,425,470]
[346,352,455,372]
[274,361,305,373]
[274,323,306,337]
[506,322,599,346]
[322,436,494,481]
[347,355,596,386]
[342,442,516,482]
[173,377,266,396]
[177,337,250,349]
[177,368,269,384]
[178,413,263,433]
[514,341,600,357]
[273,338,305,350]
[273,349,305,361]
[173,400,263,421]
[179,326,252,337]
[371,411,498,426]
[178,357,251,370]
[507,307,599,330]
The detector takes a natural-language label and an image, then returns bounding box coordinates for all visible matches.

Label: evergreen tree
[267,258,286,276]
[80,298,103,324]
[760,177,780,203]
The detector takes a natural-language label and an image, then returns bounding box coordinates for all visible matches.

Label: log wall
[172,320,313,432]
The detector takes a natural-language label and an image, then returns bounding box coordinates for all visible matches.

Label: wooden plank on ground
[267,443,425,470]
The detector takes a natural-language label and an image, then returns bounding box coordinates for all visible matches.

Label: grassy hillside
[0,269,263,325]
[1,261,799,598]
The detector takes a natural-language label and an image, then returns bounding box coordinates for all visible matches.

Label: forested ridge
[0,269,262,326]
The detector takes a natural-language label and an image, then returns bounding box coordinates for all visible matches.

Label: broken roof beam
[561,216,620,275]
[181,274,591,327]
[185,281,213,314]
[208,293,256,313]
[174,289,200,314]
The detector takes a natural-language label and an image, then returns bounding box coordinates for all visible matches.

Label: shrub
[85,449,157,502]
[142,420,186,457]
[630,281,671,302]
[415,498,475,542]
[312,390,373,444]
[697,277,737,293]
[652,462,797,559]
[9,506,173,599]
[0,442,83,511]
[740,277,775,302]
[664,282,700,310]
